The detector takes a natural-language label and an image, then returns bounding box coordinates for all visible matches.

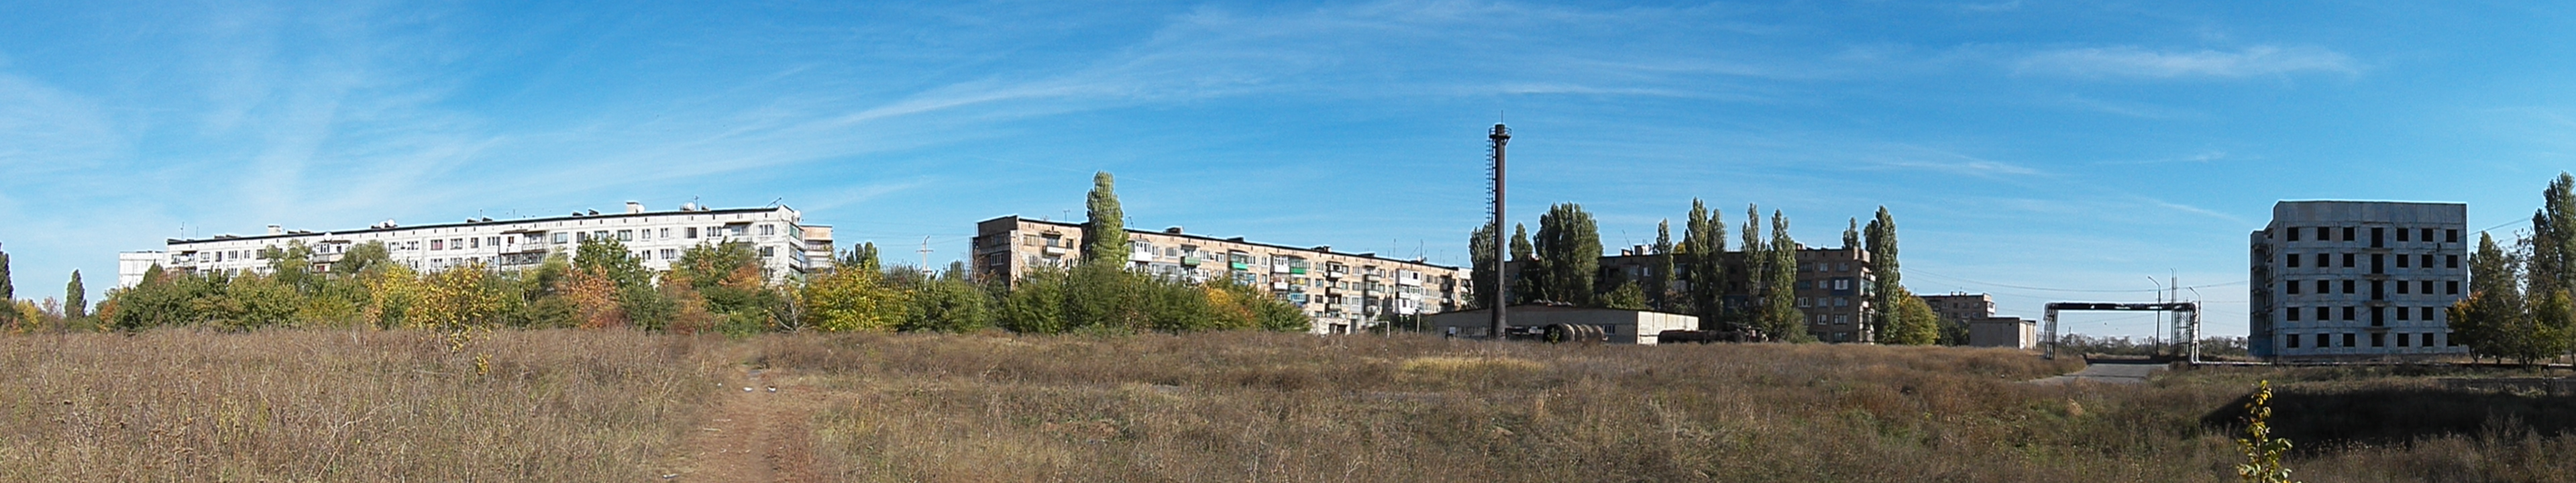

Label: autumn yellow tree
[800,267,906,332]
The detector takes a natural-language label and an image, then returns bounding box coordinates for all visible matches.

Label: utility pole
[918,236,934,276]
[1489,123,1511,339]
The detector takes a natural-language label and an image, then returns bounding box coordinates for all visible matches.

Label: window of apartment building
[2419,254,2432,268]
[2343,227,2355,241]
[1798,297,1811,308]
[2315,279,2329,294]
[2397,255,2409,268]
[1835,297,1849,307]
[488,236,501,248]
[2447,229,2459,243]
[592,231,608,241]
[731,225,748,236]
[2372,227,2384,248]
[2286,333,2300,348]
[469,237,479,249]
[759,246,775,258]
[2316,333,2330,347]
[2398,280,2410,294]
[2343,253,2355,268]
[2287,227,2300,241]
[1813,314,1828,325]
[2316,227,2330,240]
[686,227,699,239]
[2288,280,2301,294]
[553,233,568,244]
[406,241,419,250]
[2421,228,2434,242]
[759,225,775,236]
[1835,315,1849,325]
[660,228,671,238]
[2288,254,2300,268]
[1833,279,1849,290]
[2448,280,2461,294]
[2422,307,2436,320]
[2342,279,2355,294]
[618,230,633,241]
[2314,253,2328,267]
[2397,227,2410,241]
[431,239,443,250]
[2398,333,2412,347]
[2447,255,2459,268]
[2344,333,2357,347]
[2371,333,2384,347]
[659,249,677,260]
[2418,280,2432,294]
[639,229,650,241]
[2343,306,2356,320]
[2287,307,2300,321]
[2315,307,2329,320]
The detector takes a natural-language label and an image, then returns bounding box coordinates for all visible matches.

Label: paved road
[2027,362,2166,385]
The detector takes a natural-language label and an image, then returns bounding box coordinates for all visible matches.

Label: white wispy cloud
[2015,45,2359,78]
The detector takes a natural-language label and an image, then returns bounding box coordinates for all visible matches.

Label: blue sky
[3,1,2573,337]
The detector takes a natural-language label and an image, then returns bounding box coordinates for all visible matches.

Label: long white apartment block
[973,216,1470,335]
[2248,201,2469,360]
[117,203,829,288]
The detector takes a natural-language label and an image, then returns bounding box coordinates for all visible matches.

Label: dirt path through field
[665,367,825,482]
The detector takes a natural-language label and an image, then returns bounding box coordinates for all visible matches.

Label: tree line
[1468,200,1949,344]
[2451,172,2576,364]
[0,171,1308,335]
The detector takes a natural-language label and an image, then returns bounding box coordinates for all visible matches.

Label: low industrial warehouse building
[1424,305,1699,344]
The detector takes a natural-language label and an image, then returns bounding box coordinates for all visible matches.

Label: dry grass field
[4,329,2575,482]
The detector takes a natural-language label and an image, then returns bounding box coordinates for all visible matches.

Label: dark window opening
[2345,333,2357,347]
[2372,227,2385,248]
[2371,333,2385,347]
[2290,254,2302,268]
[2343,279,2355,294]
[2372,280,2385,300]
[2372,254,2385,274]
[2398,280,2410,294]
[2449,280,2461,294]
[2344,253,2355,268]
[2343,306,2357,320]
[2318,227,2332,241]
[2288,307,2302,320]
[2423,307,2436,320]
[2316,307,2330,321]
[2398,255,2410,268]
[2422,254,2434,268]
[2398,228,2411,241]
[2345,227,2356,241]
[2447,255,2459,268]
[2319,333,2332,347]
[2400,333,2412,347]
[2422,280,2434,294]
[2288,228,2301,241]
[2289,280,2302,294]
[2371,306,2384,326]
[2422,228,2433,242]
[2447,229,2459,243]
[2286,333,2301,348]
[2317,280,2330,293]
[2398,305,2411,320]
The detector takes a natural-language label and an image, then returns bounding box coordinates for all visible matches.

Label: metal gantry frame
[2043,302,2202,364]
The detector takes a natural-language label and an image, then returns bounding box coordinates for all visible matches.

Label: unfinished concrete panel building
[2249,201,2469,360]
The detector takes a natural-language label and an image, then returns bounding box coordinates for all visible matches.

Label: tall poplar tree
[0,250,13,326]
[1740,205,1764,333]
[1467,222,1497,309]
[65,270,85,320]
[1679,199,1726,326]
[1533,203,1602,306]
[1865,207,1901,335]
[2529,172,2576,296]
[1763,209,1807,341]
[1510,223,1536,305]
[1843,218,1860,249]
[1651,219,1674,311]
[2453,232,2529,362]
[1083,171,1129,266]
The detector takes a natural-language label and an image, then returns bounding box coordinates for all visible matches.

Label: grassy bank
[0,329,720,481]
[6,329,2575,482]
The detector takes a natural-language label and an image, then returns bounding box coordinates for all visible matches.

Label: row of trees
[2451,173,2576,364]
[0,171,1308,337]
[1466,200,1942,344]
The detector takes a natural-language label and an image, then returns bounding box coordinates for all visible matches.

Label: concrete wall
[1423,305,1699,344]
